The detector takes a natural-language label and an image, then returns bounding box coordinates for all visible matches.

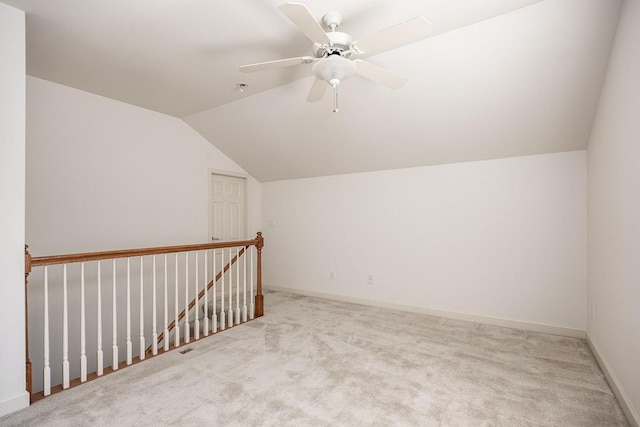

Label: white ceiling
[3,0,623,182]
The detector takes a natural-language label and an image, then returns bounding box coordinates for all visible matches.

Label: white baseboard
[264,284,585,339]
[586,333,639,427]
[0,391,29,418]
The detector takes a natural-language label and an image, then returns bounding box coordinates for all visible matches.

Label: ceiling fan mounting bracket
[322,12,343,31]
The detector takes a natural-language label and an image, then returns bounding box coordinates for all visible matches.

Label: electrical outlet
[330,271,336,280]
[367,274,374,285]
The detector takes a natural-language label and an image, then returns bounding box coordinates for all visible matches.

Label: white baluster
[235,247,241,325]
[203,250,209,336]
[152,256,158,355]
[164,254,169,351]
[250,246,254,320]
[228,248,234,328]
[139,257,145,361]
[174,253,180,347]
[112,259,118,371]
[126,258,132,365]
[184,252,190,343]
[242,247,247,323]
[80,262,87,382]
[97,261,103,376]
[194,251,200,340]
[220,249,226,331]
[62,264,69,388]
[43,266,51,396]
[212,249,218,333]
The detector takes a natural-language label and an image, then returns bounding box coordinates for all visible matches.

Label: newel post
[254,232,264,317]
[24,245,32,402]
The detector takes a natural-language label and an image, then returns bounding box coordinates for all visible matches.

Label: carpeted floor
[0,290,629,426]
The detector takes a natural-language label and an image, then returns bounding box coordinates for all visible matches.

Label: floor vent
[179,347,194,355]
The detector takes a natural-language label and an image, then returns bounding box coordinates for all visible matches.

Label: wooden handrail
[24,232,264,401]
[29,237,260,267]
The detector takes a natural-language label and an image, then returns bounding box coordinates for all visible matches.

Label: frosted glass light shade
[312,56,356,84]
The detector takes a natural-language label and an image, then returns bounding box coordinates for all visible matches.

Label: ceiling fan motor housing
[314,31,353,58]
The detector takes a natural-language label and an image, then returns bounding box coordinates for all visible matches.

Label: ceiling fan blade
[278,2,331,46]
[306,78,328,102]
[353,17,431,55]
[240,56,315,73]
[354,60,407,90]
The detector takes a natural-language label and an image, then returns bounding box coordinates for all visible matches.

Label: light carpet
[0,290,629,426]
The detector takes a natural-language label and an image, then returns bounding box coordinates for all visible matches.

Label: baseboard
[264,284,585,339]
[586,333,639,427]
[0,391,29,418]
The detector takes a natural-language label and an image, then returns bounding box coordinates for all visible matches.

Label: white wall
[587,0,640,423]
[262,151,587,333]
[0,3,29,417]
[26,76,261,256]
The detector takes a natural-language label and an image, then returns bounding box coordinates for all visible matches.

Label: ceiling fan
[239,2,431,112]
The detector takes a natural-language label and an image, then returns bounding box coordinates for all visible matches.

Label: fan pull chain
[330,78,339,113]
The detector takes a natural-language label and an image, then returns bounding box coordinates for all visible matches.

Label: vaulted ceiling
[3,0,623,181]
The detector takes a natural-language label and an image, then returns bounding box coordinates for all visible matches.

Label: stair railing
[24,233,264,402]
[149,245,247,353]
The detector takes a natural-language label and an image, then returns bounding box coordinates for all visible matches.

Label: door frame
[207,169,250,242]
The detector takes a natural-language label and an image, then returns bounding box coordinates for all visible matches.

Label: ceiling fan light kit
[311,56,355,112]
[240,2,431,112]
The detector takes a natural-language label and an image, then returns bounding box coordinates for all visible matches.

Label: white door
[210,174,247,325]
[210,174,246,242]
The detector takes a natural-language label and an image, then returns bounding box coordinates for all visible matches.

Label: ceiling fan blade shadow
[278,2,331,46]
[240,56,315,73]
[354,60,407,90]
[354,16,431,56]
[306,78,328,102]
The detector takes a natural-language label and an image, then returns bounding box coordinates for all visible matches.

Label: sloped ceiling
[3,0,623,182]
